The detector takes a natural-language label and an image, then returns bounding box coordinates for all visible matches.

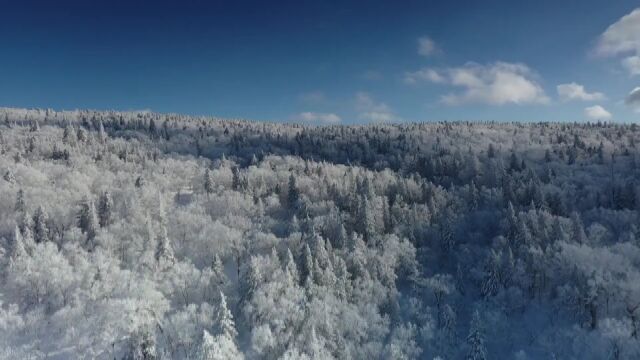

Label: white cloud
[417,36,439,57]
[626,87,640,111]
[355,92,401,123]
[584,105,612,121]
[557,82,605,101]
[404,68,446,84]
[595,8,640,75]
[622,56,640,75]
[406,62,549,105]
[295,112,341,124]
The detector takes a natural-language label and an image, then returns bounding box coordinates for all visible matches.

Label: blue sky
[1,0,640,124]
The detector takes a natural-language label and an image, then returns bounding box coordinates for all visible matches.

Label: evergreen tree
[32,205,49,243]
[358,194,376,243]
[302,243,314,285]
[545,148,552,162]
[144,215,157,263]
[9,225,27,260]
[98,191,114,227]
[21,221,36,252]
[19,209,33,236]
[197,330,218,360]
[505,201,519,241]
[466,310,487,360]
[347,233,368,280]
[98,120,107,143]
[440,215,456,254]
[212,254,227,287]
[216,292,238,340]
[148,118,157,137]
[440,304,457,355]
[500,247,515,287]
[304,326,328,359]
[598,142,605,164]
[154,227,175,265]
[481,250,501,298]
[288,173,300,210]
[336,223,348,249]
[239,256,262,306]
[551,217,566,243]
[487,144,496,158]
[15,189,25,213]
[515,217,532,249]
[469,180,479,210]
[285,248,299,285]
[205,169,215,197]
[62,124,75,145]
[571,211,587,244]
[153,197,174,265]
[196,329,243,360]
[232,167,242,191]
[509,152,520,172]
[77,127,87,143]
[77,198,99,244]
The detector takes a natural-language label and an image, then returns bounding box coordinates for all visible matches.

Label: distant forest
[1,107,639,359]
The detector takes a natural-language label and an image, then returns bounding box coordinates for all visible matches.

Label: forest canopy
[0,107,639,359]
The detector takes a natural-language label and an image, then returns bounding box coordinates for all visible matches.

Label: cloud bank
[404,68,446,84]
[596,8,640,76]
[557,83,605,101]
[406,62,549,106]
[626,87,640,112]
[584,105,612,121]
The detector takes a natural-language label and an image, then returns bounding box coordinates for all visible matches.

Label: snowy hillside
[1,108,640,359]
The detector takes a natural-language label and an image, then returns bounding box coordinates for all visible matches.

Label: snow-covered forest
[1,107,640,359]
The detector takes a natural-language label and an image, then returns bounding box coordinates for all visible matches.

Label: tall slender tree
[32,205,49,243]
[98,191,114,228]
[466,310,487,360]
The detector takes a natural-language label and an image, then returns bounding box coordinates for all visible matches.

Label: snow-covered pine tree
[466,309,487,360]
[98,190,113,228]
[77,198,99,246]
[98,120,107,143]
[32,205,49,243]
[288,173,300,210]
[571,211,587,244]
[15,189,25,213]
[285,248,299,285]
[216,292,237,340]
[232,167,242,191]
[154,227,175,265]
[8,225,27,260]
[205,168,214,197]
[196,329,243,360]
[358,194,376,243]
[212,254,227,287]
